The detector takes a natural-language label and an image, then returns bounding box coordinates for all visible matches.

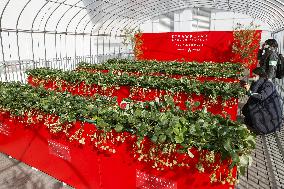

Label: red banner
[139,31,235,62]
[137,31,261,74]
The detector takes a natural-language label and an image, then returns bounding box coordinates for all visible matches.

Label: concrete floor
[0,153,73,189]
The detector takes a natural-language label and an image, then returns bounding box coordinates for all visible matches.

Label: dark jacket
[259,48,279,79]
[242,78,283,134]
[258,48,270,68]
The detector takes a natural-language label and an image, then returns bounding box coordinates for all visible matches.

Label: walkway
[0,153,73,189]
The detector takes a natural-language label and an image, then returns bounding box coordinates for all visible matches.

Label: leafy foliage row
[0,82,255,176]
[77,58,244,78]
[26,68,245,100]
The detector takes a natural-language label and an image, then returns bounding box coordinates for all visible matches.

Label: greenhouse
[0,0,284,189]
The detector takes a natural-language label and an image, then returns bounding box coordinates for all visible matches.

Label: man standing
[258,39,279,81]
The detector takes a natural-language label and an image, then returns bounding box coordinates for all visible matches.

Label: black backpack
[276,54,284,79]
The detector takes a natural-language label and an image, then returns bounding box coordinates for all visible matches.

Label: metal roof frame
[0,0,283,70]
[0,0,283,36]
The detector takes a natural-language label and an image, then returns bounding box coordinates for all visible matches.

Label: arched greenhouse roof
[1,2,284,189]
[1,0,284,81]
[0,0,284,36]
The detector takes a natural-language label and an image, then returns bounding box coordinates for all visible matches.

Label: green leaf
[159,113,168,125]
[175,135,184,143]
[246,135,256,147]
[134,109,142,117]
[239,166,246,176]
[158,134,167,143]
[173,123,181,135]
[96,118,109,128]
[114,124,124,132]
[224,138,232,152]
[194,101,200,107]
[151,135,158,142]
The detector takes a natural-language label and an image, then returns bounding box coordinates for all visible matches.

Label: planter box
[28,76,239,120]
[0,112,236,189]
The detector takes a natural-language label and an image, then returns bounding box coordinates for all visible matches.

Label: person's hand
[244,84,250,91]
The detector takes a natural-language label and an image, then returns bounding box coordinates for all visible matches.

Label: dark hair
[265,39,278,48]
[252,67,267,78]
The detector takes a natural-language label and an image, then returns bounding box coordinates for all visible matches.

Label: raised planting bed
[26,68,244,120]
[76,59,244,82]
[0,82,255,189]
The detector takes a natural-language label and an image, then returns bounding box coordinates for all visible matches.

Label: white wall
[210,11,272,42]
[174,9,193,32]
[273,31,284,54]
[140,8,272,43]
[141,8,209,33]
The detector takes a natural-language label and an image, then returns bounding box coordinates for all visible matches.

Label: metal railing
[0,53,134,83]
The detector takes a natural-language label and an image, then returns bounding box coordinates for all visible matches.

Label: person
[257,41,269,67]
[241,67,283,134]
[258,39,279,80]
